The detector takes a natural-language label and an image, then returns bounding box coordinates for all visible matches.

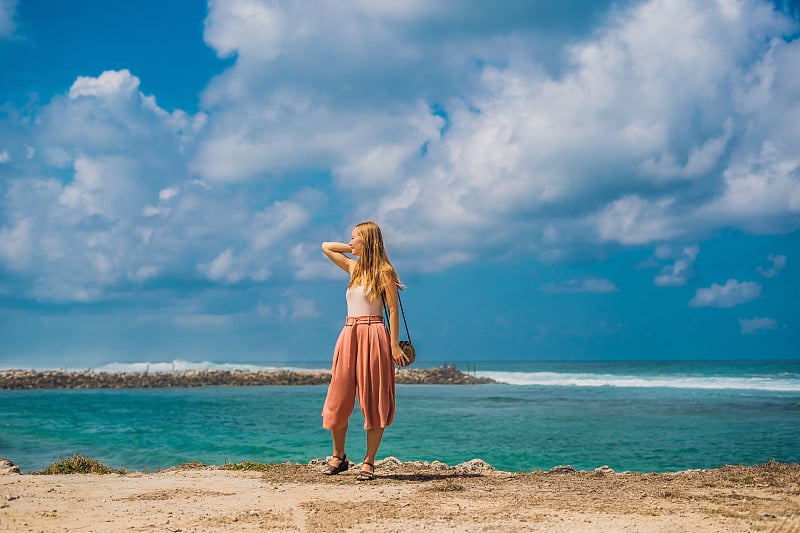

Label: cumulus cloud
[739,316,778,334]
[0,70,201,301]
[654,245,700,287]
[689,279,762,308]
[540,278,618,294]
[758,253,787,277]
[69,70,141,99]
[0,69,311,302]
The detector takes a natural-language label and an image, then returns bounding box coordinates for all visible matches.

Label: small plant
[34,454,127,475]
[220,461,274,472]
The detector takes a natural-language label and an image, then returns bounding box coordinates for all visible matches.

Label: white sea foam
[475,371,800,392]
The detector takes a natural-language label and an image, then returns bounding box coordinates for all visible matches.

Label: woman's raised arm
[322,241,355,274]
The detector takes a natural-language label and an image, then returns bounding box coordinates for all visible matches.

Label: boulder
[376,456,402,467]
[455,458,495,473]
[0,457,21,475]
[594,465,615,475]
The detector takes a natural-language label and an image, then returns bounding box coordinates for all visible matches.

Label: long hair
[349,221,400,301]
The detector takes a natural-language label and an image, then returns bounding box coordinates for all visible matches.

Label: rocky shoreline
[0,365,495,390]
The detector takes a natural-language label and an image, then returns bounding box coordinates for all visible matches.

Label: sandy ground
[2,459,799,532]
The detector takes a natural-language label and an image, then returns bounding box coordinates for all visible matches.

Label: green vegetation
[34,454,127,475]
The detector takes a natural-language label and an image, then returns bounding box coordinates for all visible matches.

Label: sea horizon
[3,358,799,392]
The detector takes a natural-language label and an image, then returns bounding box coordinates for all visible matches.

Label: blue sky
[1,0,799,368]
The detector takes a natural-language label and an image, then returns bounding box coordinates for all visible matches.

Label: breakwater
[0,365,494,390]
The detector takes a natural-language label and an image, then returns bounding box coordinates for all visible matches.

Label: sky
[1,0,799,368]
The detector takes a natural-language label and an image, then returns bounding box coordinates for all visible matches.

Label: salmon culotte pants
[322,315,396,430]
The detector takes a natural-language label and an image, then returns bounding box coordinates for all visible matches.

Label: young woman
[320,221,409,481]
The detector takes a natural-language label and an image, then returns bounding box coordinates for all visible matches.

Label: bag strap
[383,292,412,343]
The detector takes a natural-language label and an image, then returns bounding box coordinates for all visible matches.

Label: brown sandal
[322,454,348,476]
[356,461,375,481]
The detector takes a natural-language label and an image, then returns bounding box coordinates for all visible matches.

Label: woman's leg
[330,425,348,466]
[362,427,385,472]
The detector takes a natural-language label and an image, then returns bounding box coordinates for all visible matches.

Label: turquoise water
[1,360,798,473]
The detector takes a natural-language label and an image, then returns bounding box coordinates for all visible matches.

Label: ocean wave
[92,360,327,373]
[475,371,800,391]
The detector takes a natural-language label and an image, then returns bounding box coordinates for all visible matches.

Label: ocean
[1,360,798,473]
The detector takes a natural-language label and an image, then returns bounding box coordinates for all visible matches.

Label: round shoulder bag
[384,293,416,367]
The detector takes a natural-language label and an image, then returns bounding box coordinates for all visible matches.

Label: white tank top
[346,285,383,317]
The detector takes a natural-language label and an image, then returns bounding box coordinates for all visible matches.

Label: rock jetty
[0,365,494,390]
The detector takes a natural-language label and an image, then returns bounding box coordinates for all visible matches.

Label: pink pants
[322,316,396,430]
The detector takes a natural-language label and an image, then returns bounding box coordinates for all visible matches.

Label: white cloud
[255,294,318,320]
[654,245,700,287]
[739,316,778,334]
[639,121,733,180]
[58,156,142,218]
[159,187,179,201]
[689,279,762,308]
[758,253,787,278]
[540,278,618,294]
[654,244,674,260]
[69,69,140,99]
[594,196,679,245]
[290,243,344,281]
[0,0,17,39]
[131,266,161,282]
[0,217,34,270]
[199,248,243,284]
[250,201,309,251]
[0,69,312,302]
[291,297,318,318]
[0,149,9,163]
[204,0,287,60]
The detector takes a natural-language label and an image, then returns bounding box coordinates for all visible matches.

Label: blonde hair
[349,221,400,301]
